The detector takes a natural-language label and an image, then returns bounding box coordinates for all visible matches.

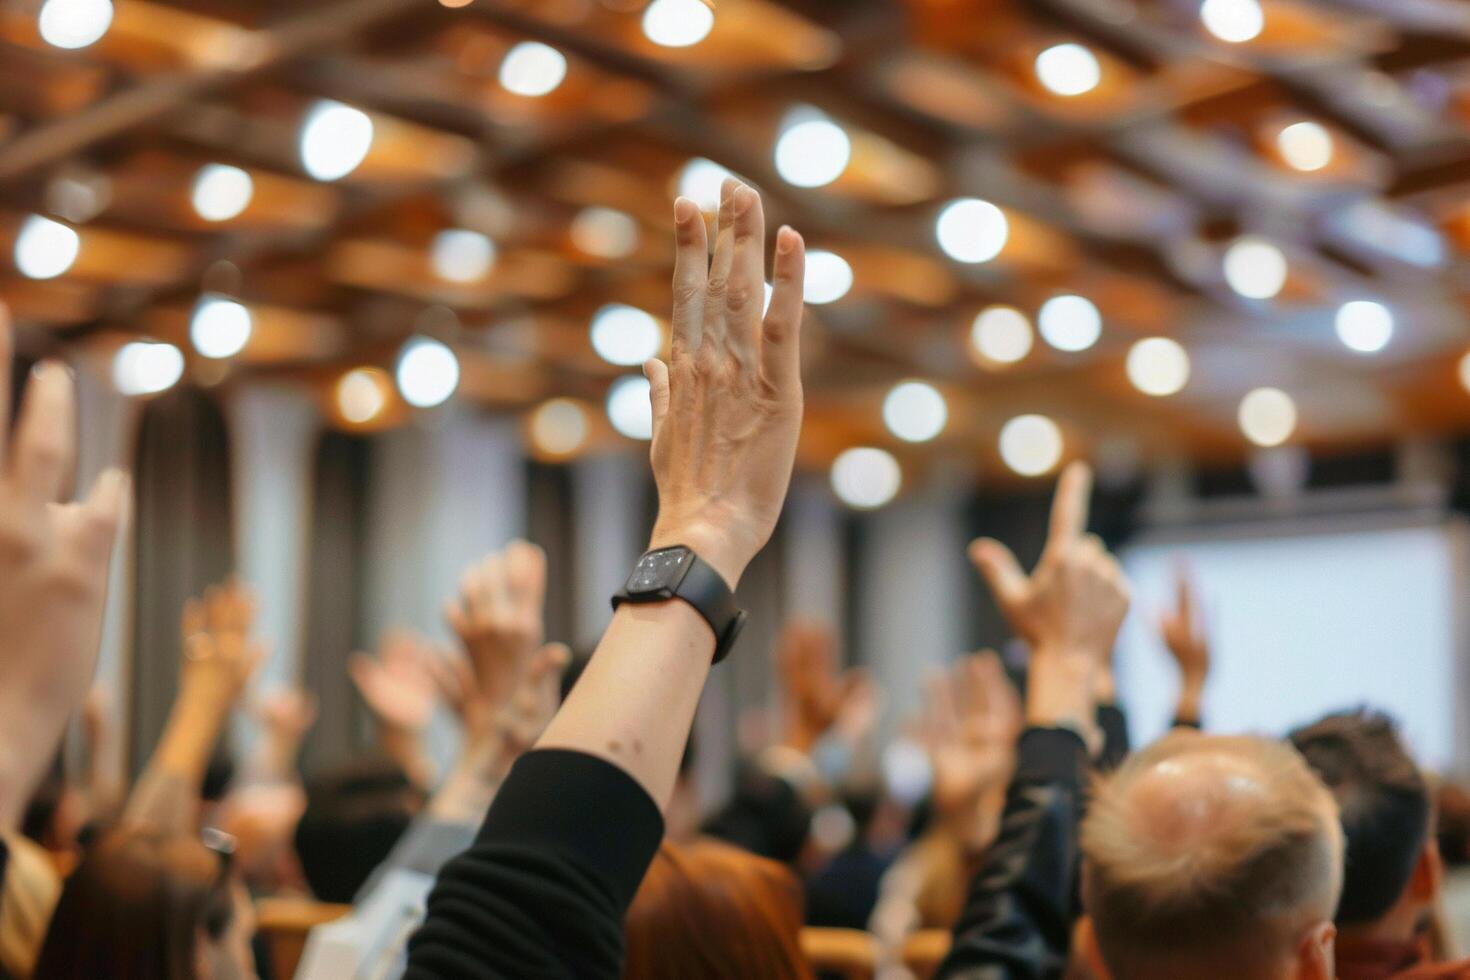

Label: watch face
[627,547,692,594]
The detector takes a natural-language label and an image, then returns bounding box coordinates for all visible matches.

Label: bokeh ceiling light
[396,337,459,408]
[38,0,113,50]
[430,229,496,283]
[935,198,1008,264]
[335,368,390,424]
[999,414,1064,477]
[606,375,654,440]
[570,207,639,259]
[530,398,590,456]
[590,304,662,366]
[189,297,253,359]
[299,100,374,182]
[1238,387,1297,447]
[677,158,735,212]
[830,447,902,509]
[1034,43,1102,97]
[498,42,568,97]
[774,116,851,188]
[1038,295,1102,352]
[971,306,1034,364]
[642,0,714,48]
[191,164,254,222]
[14,215,80,280]
[1223,236,1287,300]
[803,250,853,304]
[1125,337,1190,396]
[1277,121,1334,172]
[113,342,184,397]
[1200,0,1264,42]
[882,381,948,443]
[1334,300,1393,354]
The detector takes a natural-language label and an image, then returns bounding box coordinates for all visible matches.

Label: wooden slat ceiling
[4,0,1470,483]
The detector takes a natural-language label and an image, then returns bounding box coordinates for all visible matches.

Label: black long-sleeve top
[404,748,664,980]
[937,727,1091,980]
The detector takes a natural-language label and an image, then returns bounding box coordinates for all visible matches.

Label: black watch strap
[611,548,747,663]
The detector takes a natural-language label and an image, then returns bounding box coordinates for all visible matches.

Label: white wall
[1115,516,1469,772]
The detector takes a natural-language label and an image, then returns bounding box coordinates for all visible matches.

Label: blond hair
[1081,731,1342,979]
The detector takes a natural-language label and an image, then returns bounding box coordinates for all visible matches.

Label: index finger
[0,303,11,460]
[670,196,709,358]
[1045,460,1093,551]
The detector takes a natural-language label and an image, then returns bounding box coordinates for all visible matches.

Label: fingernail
[674,197,695,223]
[32,360,72,381]
[776,226,795,254]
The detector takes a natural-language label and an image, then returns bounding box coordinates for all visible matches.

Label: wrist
[648,521,749,589]
[1026,649,1096,733]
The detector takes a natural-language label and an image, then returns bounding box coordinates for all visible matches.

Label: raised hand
[968,462,1130,662]
[178,577,266,715]
[1159,563,1210,724]
[443,540,547,709]
[0,306,130,830]
[644,179,806,588]
[255,688,319,746]
[349,630,442,734]
[920,652,1023,847]
[776,619,872,753]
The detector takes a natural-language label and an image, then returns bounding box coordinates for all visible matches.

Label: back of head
[1081,731,1342,980]
[1289,709,1430,925]
[294,759,424,903]
[33,827,233,980]
[623,839,813,980]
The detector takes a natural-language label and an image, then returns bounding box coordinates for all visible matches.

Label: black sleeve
[936,728,1090,980]
[404,749,664,980]
[1095,704,1130,772]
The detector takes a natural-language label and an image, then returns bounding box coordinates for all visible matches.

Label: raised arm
[0,305,130,832]
[1159,563,1211,728]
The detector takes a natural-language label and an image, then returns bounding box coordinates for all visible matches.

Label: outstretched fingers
[11,362,75,502]
[670,197,709,358]
[760,225,805,392]
[1044,461,1093,554]
[725,182,765,368]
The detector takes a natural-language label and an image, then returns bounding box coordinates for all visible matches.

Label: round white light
[189,297,252,359]
[299,100,374,182]
[1223,236,1287,300]
[971,306,1034,364]
[570,207,639,259]
[1034,43,1101,97]
[429,229,496,283]
[803,250,853,304]
[190,164,253,222]
[336,368,389,424]
[396,338,459,408]
[590,304,662,366]
[112,342,184,397]
[1334,300,1393,354]
[1238,387,1297,447]
[642,0,714,48]
[1126,337,1190,396]
[935,198,1008,264]
[13,215,80,280]
[677,157,734,212]
[1200,0,1263,42]
[530,398,589,456]
[999,414,1064,477]
[38,0,113,50]
[606,375,653,440]
[774,118,851,189]
[830,447,902,509]
[1038,295,1102,352]
[498,41,568,97]
[883,381,948,443]
[1277,121,1333,172]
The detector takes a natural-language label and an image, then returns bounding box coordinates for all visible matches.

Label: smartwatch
[611,545,746,663]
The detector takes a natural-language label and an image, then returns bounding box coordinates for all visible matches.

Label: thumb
[969,538,1028,614]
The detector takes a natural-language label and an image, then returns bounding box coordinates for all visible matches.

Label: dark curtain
[129,388,234,777]
[299,431,373,776]
[526,461,576,649]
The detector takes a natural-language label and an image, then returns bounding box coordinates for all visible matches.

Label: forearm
[536,600,713,811]
[380,725,437,790]
[1174,676,1205,727]
[124,697,229,831]
[427,735,509,825]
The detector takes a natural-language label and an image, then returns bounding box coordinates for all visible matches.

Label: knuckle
[725,283,753,314]
[672,281,702,309]
[705,276,728,299]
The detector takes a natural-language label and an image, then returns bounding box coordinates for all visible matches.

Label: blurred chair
[255,897,351,980]
[902,929,952,980]
[800,926,878,980]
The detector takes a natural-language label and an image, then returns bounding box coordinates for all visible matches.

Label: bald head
[1081,732,1342,980]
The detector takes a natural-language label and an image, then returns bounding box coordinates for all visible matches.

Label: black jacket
[937,727,1090,980]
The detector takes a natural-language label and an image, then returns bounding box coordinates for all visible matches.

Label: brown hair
[33,827,235,980]
[623,838,813,980]
[1081,731,1342,980]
